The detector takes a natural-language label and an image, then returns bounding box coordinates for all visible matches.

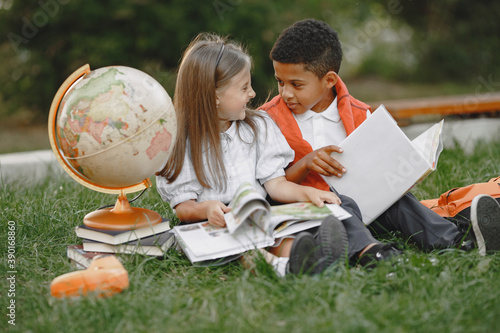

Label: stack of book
[67,219,175,268]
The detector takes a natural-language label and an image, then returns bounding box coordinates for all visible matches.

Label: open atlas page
[322,105,444,225]
[224,182,351,235]
[173,182,352,263]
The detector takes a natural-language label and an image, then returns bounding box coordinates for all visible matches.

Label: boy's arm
[174,200,231,227]
[285,157,311,184]
[264,176,341,206]
[285,145,346,184]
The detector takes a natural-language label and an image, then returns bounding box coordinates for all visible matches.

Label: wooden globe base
[83,194,161,231]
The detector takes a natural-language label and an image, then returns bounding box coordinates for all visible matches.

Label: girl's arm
[174,199,231,227]
[263,176,341,206]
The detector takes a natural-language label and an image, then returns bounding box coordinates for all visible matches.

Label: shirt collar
[221,121,237,141]
[294,96,339,123]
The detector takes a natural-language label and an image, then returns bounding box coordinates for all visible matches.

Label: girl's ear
[324,71,338,89]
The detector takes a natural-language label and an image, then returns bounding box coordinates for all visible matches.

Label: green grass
[1,139,500,333]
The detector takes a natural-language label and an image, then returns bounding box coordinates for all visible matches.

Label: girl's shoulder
[246,109,273,125]
[230,110,269,142]
[238,110,275,134]
[237,109,281,141]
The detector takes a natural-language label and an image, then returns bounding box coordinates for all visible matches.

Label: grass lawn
[1,139,500,333]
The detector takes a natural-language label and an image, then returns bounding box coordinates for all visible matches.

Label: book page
[411,120,444,170]
[268,202,352,236]
[269,202,351,226]
[173,221,274,262]
[274,220,322,239]
[271,203,352,239]
[322,105,433,225]
[225,182,270,234]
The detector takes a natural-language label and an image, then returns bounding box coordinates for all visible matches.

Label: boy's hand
[304,187,342,207]
[205,201,231,227]
[305,145,346,178]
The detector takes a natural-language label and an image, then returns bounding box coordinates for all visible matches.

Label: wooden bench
[370,92,500,126]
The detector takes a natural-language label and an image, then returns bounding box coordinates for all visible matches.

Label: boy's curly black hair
[270,18,343,78]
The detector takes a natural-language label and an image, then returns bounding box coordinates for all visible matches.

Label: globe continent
[56,66,176,189]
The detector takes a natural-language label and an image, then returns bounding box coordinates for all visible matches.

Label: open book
[173,182,351,263]
[322,105,444,225]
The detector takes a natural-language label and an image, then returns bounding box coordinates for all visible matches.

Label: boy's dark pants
[272,189,463,259]
[369,192,463,250]
[334,192,380,258]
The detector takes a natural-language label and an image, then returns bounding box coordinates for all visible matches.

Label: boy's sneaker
[288,232,320,275]
[356,243,402,269]
[314,215,348,273]
[470,194,500,256]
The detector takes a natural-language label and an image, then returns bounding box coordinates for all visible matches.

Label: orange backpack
[420,177,500,218]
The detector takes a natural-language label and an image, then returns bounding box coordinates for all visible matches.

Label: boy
[260,18,500,254]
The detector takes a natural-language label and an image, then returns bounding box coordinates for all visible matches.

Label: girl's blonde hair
[156,33,260,190]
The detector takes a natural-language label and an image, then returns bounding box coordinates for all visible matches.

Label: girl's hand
[304,187,342,207]
[265,176,342,207]
[304,145,346,178]
[205,201,231,227]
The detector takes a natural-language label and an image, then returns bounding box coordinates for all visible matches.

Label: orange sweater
[260,76,371,190]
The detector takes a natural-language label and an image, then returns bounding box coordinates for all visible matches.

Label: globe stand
[83,192,162,231]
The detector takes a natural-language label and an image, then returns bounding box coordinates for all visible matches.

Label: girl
[156,33,346,275]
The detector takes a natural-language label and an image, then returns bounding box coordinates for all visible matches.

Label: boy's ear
[324,71,338,89]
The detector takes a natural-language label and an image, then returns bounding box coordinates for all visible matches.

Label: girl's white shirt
[156,111,294,208]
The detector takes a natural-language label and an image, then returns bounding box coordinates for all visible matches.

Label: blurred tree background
[0,0,499,125]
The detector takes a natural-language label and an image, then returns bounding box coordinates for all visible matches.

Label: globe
[48,64,177,230]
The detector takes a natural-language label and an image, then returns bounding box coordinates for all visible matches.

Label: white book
[322,105,444,225]
[82,230,176,257]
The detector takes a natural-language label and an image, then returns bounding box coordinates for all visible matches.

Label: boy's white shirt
[293,97,371,148]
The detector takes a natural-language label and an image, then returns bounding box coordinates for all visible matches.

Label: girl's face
[216,67,256,131]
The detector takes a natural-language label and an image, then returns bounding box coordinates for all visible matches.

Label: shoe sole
[315,215,348,273]
[470,195,500,255]
[289,233,319,275]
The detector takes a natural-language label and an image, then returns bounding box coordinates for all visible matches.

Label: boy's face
[273,61,336,114]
